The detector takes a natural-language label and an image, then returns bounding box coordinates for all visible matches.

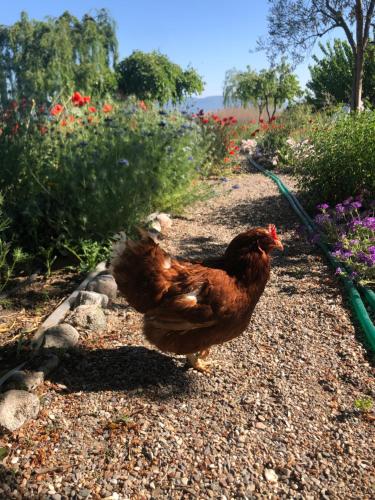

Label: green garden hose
[250,158,375,352]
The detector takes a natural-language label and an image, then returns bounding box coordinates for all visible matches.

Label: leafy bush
[254,104,317,162]
[0,94,209,256]
[0,194,28,290]
[292,110,375,204]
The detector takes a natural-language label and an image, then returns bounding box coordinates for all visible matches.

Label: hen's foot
[186,352,212,373]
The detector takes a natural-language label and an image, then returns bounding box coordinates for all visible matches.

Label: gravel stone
[74,290,109,308]
[86,274,117,299]
[0,390,40,431]
[43,324,79,349]
[264,468,278,483]
[67,305,107,332]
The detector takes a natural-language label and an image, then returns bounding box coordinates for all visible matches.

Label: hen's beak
[274,239,284,251]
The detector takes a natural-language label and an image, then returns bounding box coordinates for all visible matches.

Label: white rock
[0,390,40,432]
[68,305,107,332]
[3,370,44,392]
[264,468,278,483]
[44,324,79,349]
[73,290,109,308]
[87,274,117,300]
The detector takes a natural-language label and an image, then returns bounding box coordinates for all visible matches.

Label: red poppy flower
[60,120,67,127]
[229,151,235,155]
[224,157,230,163]
[51,104,64,116]
[102,104,113,113]
[231,118,237,124]
[69,115,75,123]
[72,91,83,106]
[88,106,97,113]
[202,118,209,124]
[138,100,147,110]
[259,118,264,123]
[83,96,90,104]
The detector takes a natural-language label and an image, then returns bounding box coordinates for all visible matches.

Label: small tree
[307,39,375,107]
[116,51,204,105]
[223,61,301,121]
[263,0,375,111]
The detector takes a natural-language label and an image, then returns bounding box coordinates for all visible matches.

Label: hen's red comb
[268,224,278,241]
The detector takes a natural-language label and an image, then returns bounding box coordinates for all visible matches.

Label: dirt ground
[0,167,374,499]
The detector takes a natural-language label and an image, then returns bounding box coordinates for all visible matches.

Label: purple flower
[188,156,194,161]
[316,203,329,211]
[357,252,374,267]
[362,217,375,230]
[118,158,129,166]
[332,249,352,260]
[349,239,359,245]
[349,271,358,280]
[350,201,362,210]
[335,267,343,275]
[335,203,346,214]
[343,196,354,206]
[368,246,375,254]
[315,213,332,225]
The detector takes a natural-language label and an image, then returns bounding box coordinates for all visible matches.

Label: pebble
[255,422,267,430]
[264,468,278,483]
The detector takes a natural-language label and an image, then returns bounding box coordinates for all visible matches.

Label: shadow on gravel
[178,235,227,260]
[50,345,191,399]
[209,193,298,231]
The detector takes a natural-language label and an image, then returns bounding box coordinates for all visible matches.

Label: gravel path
[1,168,374,499]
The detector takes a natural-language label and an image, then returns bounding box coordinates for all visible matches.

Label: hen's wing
[143,258,250,353]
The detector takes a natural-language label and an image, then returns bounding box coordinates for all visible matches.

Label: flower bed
[0,93,209,262]
[314,198,375,287]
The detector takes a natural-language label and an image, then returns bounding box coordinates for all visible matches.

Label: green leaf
[0,447,9,461]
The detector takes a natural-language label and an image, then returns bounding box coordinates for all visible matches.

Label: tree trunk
[265,96,271,122]
[353,47,365,110]
[352,0,365,110]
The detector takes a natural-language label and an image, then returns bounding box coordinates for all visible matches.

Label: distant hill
[179,95,226,112]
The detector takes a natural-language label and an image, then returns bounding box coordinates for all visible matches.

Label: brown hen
[110,225,283,372]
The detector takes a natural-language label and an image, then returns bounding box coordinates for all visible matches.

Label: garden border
[249,157,375,352]
[0,261,108,392]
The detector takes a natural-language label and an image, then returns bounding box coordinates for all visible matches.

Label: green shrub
[255,104,317,162]
[292,110,375,204]
[0,96,209,255]
[0,193,28,290]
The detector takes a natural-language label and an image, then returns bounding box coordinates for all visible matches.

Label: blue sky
[2,1,334,96]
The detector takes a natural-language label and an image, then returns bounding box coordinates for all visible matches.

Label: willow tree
[263,0,375,110]
[0,9,118,104]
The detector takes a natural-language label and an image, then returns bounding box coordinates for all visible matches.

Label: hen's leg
[186,350,212,373]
